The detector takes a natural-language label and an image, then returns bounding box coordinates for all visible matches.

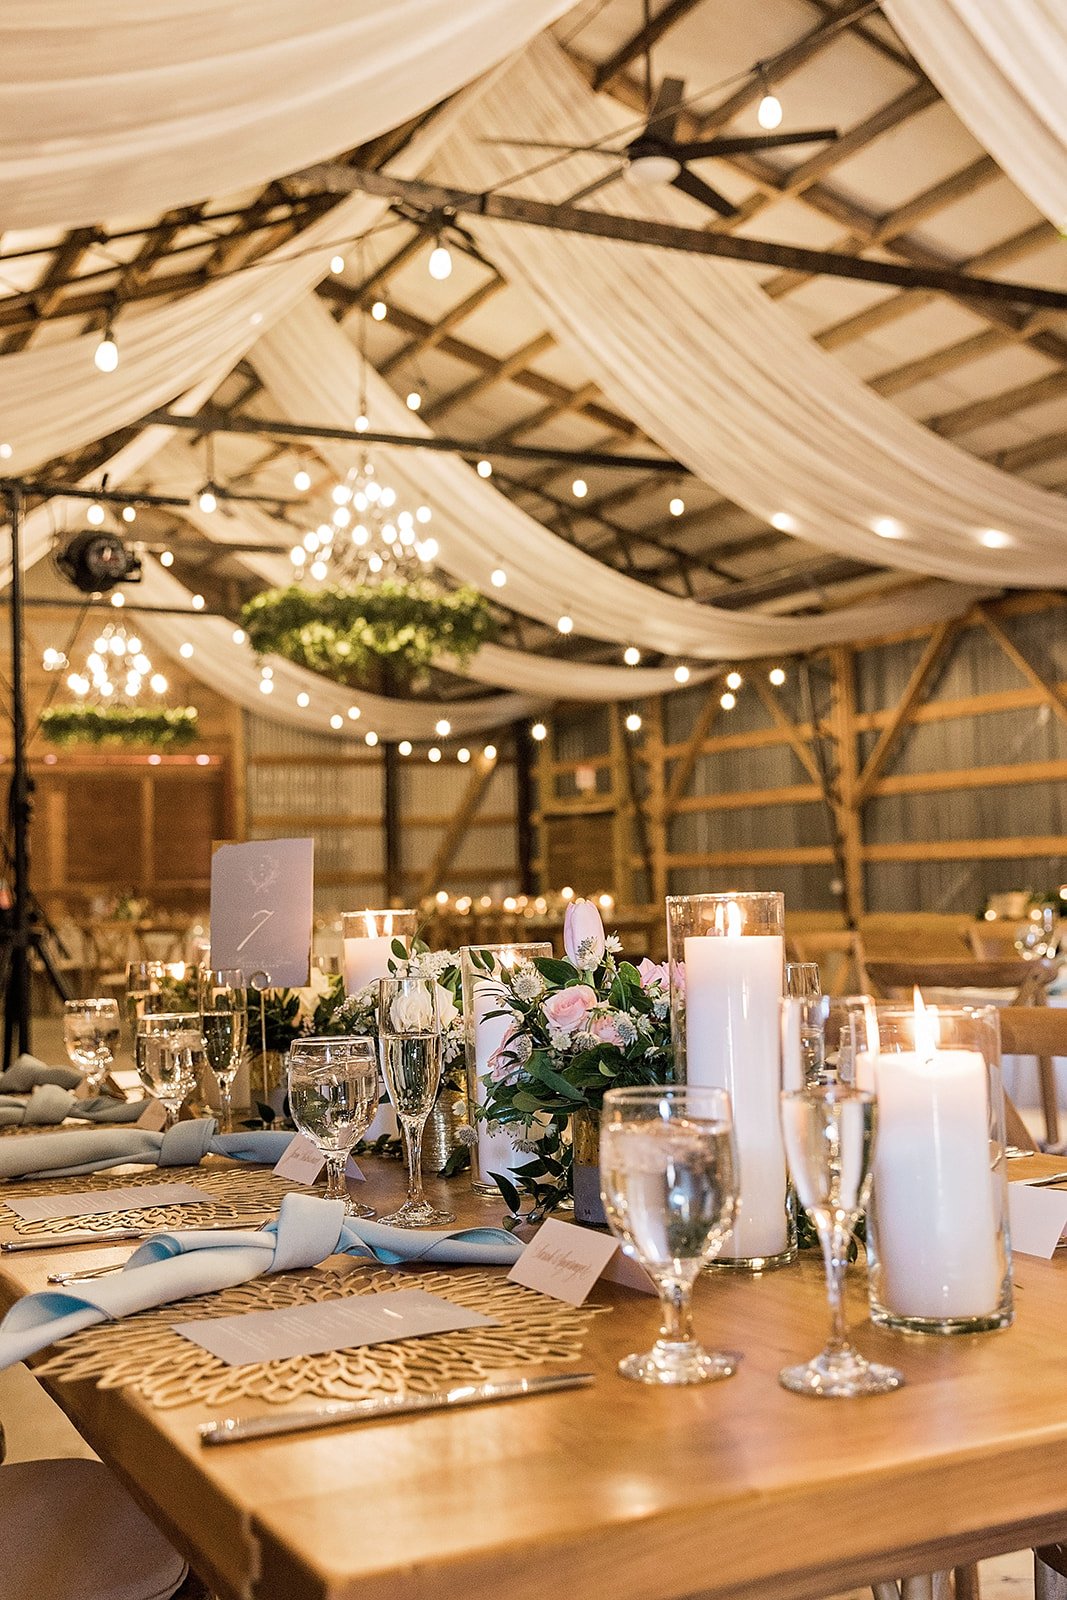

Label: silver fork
[47,1262,128,1284]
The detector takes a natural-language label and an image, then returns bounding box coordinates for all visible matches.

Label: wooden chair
[867,963,1060,1144]
[786,930,868,996]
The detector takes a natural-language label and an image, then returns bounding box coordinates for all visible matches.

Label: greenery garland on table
[40,704,199,748]
[240,580,496,691]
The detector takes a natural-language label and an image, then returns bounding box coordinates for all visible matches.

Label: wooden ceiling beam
[1,227,100,354]
[987,429,1067,475]
[378,275,505,377]
[420,330,557,424]
[592,0,709,93]
[801,0,915,70]
[481,380,602,448]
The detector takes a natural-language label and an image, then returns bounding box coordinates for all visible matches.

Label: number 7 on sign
[236,909,274,953]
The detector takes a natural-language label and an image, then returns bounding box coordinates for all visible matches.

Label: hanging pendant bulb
[428,240,453,281]
[757,67,783,130]
[198,486,217,513]
[94,312,119,373]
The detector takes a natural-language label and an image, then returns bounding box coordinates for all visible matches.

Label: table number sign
[210,839,314,988]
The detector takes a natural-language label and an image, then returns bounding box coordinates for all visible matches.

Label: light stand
[0,476,189,1065]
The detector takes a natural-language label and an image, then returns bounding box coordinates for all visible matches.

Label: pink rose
[590,1012,624,1047]
[488,1035,519,1082]
[637,958,669,990]
[541,984,597,1036]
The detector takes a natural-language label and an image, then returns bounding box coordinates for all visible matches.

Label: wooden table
[3,1156,1067,1600]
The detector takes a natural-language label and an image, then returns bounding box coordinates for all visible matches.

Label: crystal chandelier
[288,457,439,586]
[44,621,169,704]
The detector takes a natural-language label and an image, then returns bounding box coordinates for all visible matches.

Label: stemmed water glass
[288,1037,379,1217]
[134,1011,202,1129]
[198,967,247,1133]
[63,998,120,1093]
[778,1082,903,1398]
[377,976,455,1228]
[600,1085,740,1385]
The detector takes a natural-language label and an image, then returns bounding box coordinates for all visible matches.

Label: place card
[508,1218,621,1306]
[273,1133,325,1186]
[172,1289,497,1367]
[135,1097,168,1131]
[1009,1182,1067,1259]
[344,1154,366,1183]
[209,838,314,988]
[598,1249,657,1295]
[4,1182,208,1224]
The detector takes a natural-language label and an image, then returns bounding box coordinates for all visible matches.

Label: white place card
[172,1289,497,1367]
[598,1249,657,1295]
[273,1133,325,1186]
[4,1183,208,1223]
[209,838,314,988]
[1009,1182,1067,1259]
[508,1218,620,1306]
[344,1155,366,1183]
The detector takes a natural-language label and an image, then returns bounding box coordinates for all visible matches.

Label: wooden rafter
[592,0,709,92]
[418,756,497,898]
[853,618,963,805]
[664,689,721,808]
[751,679,822,786]
[977,607,1067,731]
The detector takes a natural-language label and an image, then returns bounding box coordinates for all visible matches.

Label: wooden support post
[609,706,632,903]
[382,743,401,906]
[513,721,535,895]
[828,647,865,926]
[665,689,721,811]
[855,618,962,804]
[418,754,495,901]
[751,677,821,785]
[646,697,669,906]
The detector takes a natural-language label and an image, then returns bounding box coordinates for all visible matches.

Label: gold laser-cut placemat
[34,1266,607,1408]
[0,1164,300,1238]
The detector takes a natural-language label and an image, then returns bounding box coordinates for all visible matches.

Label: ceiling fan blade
[478,138,624,157]
[646,76,685,142]
[567,165,628,204]
[672,129,840,159]
[670,165,738,220]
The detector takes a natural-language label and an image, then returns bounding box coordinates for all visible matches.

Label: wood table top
[3,1154,1067,1600]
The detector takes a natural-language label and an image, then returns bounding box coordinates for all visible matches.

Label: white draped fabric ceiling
[0,0,572,231]
[250,297,982,660]
[433,36,1067,589]
[882,0,1067,231]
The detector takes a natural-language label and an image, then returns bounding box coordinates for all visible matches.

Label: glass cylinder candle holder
[667,891,794,1269]
[855,1001,1012,1335]
[460,943,551,1195]
[341,909,417,997]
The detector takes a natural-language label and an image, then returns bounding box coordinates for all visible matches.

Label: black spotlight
[56,530,142,593]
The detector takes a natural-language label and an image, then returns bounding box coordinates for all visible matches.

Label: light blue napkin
[0,1193,524,1368]
[0,1056,82,1094]
[0,1118,294,1180]
[0,1086,145,1129]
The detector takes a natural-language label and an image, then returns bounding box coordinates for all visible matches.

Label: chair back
[787,930,868,996]
[866,958,1056,1005]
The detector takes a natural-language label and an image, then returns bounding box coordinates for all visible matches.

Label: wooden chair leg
[1038,1055,1060,1146]
[953,1563,980,1600]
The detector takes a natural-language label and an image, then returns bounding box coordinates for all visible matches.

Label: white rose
[389,987,436,1032]
[434,984,459,1030]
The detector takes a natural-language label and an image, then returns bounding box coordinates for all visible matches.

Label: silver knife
[0,1228,148,1251]
[199,1371,595,1446]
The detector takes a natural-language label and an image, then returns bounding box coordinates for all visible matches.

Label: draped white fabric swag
[0,0,573,231]
[882,0,1067,231]
[249,297,982,660]
[431,35,1067,589]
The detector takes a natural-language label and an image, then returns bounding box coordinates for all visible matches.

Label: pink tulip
[563,898,606,971]
[542,985,597,1036]
[637,958,669,989]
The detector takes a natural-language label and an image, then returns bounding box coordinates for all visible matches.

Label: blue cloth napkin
[0,1086,146,1129]
[0,1118,294,1180]
[0,1056,83,1094]
[0,1193,524,1368]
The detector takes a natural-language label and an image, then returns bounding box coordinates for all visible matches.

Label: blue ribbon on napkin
[0,1193,524,1368]
[0,1118,294,1180]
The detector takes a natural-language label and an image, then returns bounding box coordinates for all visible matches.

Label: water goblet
[124,961,165,1030]
[288,1037,379,1217]
[198,967,248,1133]
[134,1011,202,1129]
[63,998,120,1093]
[778,1082,903,1398]
[377,976,455,1228]
[600,1085,740,1385]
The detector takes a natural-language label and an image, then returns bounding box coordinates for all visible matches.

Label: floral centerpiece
[475,899,673,1225]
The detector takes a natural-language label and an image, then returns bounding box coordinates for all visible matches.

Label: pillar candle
[683,929,787,1259]
[857,1046,1000,1318]
[342,936,393,997]
[471,976,527,1188]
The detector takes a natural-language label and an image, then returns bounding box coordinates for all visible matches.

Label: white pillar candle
[471,976,527,1187]
[857,1047,1000,1319]
[684,928,787,1259]
[342,936,393,997]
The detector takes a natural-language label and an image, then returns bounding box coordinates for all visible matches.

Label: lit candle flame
[713,899,743,937]
[912,986,940,1061]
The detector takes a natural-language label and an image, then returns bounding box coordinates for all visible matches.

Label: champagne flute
[778,1083,903,1398]
[124,960,165,1030]
[135,1011,202,1129]
[288,1037,379,1217]
[63,998,120,1093]
[600,1085,740,1385]
[786,961,822,999]
[198,967,247,1133]
[378,976,455,1228]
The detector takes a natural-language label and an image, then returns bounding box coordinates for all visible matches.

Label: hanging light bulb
[398,740,412,756]
[435,719,451,737]
[121,505,136,524]
[476,460,492,478]
[428,240,453,281]
[297,692,310,708]
[572,478,587,499]
[725,670,742,691]
[757,67,783,129]
[94,313,119,373]
[370,300,387,321]
[355,414,369,433]
[232,628,246,646]
[669,497,685,517]
[191,594,205,611]
[330,714,344,729]
[160,550,174,567]
[674,665,690,685]
[86,502,105,527]
[428,747,442,763]
[293,469,311,492]
[769,666,786,687]
[557,615,574,635]
[530,722,548,742]
[625,712,642,733]
[624,646,640,666]
[198,487,217,514]
[720,690,736,710]
[365,731,379,747]
[491,568,507,587]
[457,748,471,764]
[406,388,422,412]
[330,255,345,275]
[483,744,497,761]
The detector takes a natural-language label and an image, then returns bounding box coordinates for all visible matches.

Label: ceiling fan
[483,27,838,219]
